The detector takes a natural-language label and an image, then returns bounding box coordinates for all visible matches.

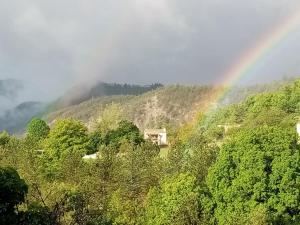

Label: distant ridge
[57,82,163,107]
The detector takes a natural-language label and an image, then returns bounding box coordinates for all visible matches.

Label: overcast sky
[1,0,300,108]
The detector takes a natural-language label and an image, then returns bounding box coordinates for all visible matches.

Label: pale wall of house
[159,132,167,145]
[297,123,300,136]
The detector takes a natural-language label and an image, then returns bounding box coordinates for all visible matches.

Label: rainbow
[207,8,300,112]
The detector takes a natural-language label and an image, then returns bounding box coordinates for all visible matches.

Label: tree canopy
[206,126,300,225]
[27,118,50,140]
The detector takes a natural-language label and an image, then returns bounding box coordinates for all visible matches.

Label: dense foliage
[27,118,50,140]
[206,126,300,224]
[1,79,300,224]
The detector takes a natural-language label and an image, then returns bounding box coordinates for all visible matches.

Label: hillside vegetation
[47,85,222,131]
[1,78,300,225]
[57,82,163,107]
[47,79,296,132]
[0,80,293,134]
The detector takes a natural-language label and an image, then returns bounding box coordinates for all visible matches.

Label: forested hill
[197,77,300,142]
[0,80,294,134]
[46,79,296,132]
[57,82,163,107]
[47,85,220,131]
[0,83,162,133]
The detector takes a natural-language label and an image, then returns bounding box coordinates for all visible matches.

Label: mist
[1,0,300,110]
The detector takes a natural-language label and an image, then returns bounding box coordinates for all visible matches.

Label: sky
[1,0,300,110]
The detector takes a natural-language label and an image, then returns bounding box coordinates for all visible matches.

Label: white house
[83,152,98,160]
[297,122,300,136]
[144,128,168,146]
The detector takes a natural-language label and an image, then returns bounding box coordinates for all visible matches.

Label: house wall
[144,132,167,146]
[158,132,167,145]
[297,123,300,136]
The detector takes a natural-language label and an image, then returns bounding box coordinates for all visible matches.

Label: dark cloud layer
[1,0,300,108]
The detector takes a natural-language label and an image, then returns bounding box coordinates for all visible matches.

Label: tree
[0,131,10,147]
[108,142,162,225]
[87,131,104,154]
[21,203,54,225]
[0,167,28,225]
[185,134,218,183]
[82,146,120,223]
[144,173,202,225]
[43,119,89,179]
[104,120,144,150]
[45,119,88,158]
[91,102,124,133]
[243,107,295,130]
[27,118,50,141]
[206,126,300,225]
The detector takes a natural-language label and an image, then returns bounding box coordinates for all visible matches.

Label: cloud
[0,0,300,109]
[0,79,24,113]
[0,79,23,99]
[0,101,45,133]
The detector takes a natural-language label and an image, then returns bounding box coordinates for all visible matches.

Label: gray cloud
[0,79,24,112]
[1,0,300,109]
[0,79,23,98]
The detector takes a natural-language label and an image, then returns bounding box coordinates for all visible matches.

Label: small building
[83,152,98,160]
[144,128,167,146]
[297,122,300,136]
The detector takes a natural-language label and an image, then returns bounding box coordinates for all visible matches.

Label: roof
[144,128,166,134]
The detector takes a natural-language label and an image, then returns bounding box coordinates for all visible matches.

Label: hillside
[56,82,163,107]
[46,85,221,130]
[46,79,295,131]
[0,80,292,134]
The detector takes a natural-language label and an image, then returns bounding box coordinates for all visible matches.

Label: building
[144,128,168,146]
[83,152,98,160]
[297,122,300,136]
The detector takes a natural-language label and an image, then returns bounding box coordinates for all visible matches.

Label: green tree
[80,146,120,224]
[0,131,10,147]
[243,107,295,130]
[108,141,161,225]
[87,131,104,154]
[43,119,89,179]
[104,120,144,150]
[21,203,54,225]
[92,102,124,133]
[185,134,218,183]
[27,118,50,141]
[0,167,28,225]
[144,173,202,225]
[206,126,300,225]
